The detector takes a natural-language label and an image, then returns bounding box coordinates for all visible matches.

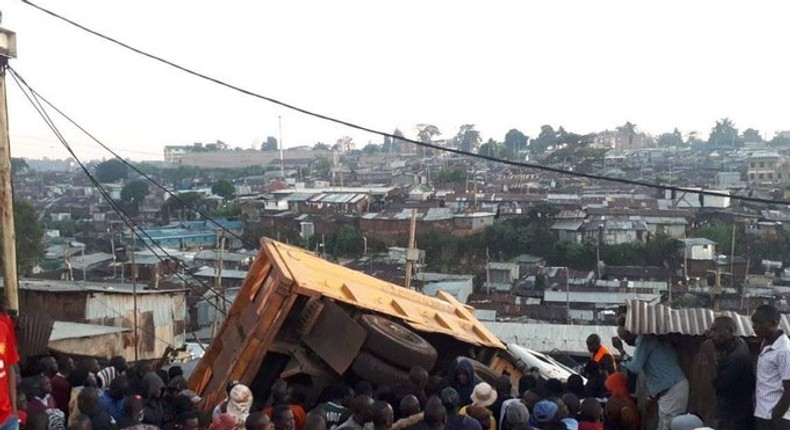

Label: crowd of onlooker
[8,349,667,430]
[9,302,790,430]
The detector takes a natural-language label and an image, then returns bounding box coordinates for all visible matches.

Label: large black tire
[466,358,499,385]
[351,351,411,386]
[358,314,438,371]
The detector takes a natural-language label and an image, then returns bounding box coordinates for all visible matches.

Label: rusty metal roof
[625,300,790,337]
[265,240,505,349]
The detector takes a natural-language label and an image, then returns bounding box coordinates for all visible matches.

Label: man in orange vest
[586,334,616,376]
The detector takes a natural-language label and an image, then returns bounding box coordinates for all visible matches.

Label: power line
[21,0,788,207]
[8,68,255,249]
[7,67,232,315]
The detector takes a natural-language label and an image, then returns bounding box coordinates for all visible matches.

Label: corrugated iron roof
[49,321,129,341]
[265,240,504,349]
[69,252,114,270]
[193,267,249,280]
[679,238,717,246]
[3,279,186,294]
[624,300,790,337]
[485,322,633,355]
[550,220,584,231]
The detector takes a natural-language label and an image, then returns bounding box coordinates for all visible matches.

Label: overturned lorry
[188,239,542,408]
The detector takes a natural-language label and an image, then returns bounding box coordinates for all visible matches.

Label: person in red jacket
[0,307,19,430]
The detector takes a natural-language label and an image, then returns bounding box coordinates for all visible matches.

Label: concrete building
[679,238,717,261]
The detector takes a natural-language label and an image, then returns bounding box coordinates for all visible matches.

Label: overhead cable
[21,0,787,206]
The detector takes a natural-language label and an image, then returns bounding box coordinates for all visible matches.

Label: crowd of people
[2,303,790,430]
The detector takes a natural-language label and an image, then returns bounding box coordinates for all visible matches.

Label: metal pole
[730,224,736,288]
[278,115,284,179]
[404,209,417,290]
[485,247,491,295]
[566,267,571,324]
[0,58,19,311]
[131,228,139,362]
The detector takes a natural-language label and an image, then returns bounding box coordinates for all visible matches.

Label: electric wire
[8,67,232,314]
[20,0,788,206]
[8,66,255,248]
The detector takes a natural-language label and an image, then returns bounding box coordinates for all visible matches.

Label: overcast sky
[4,1,790,161]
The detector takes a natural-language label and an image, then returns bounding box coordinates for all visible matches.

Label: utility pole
[729,224,736,288]
[278,115,284,180]
[404,209,418,291]
[565,267,571,324]
[131,228,139,362]
[110,233,117,279]
[0,26,18,311]
[485,247,491,295]
[213,231,226,338]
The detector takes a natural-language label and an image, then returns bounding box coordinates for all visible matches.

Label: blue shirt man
[613,315,688,430]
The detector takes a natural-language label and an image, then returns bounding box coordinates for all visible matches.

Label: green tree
[313,142,330,151]
[697,223,737,254]
[121,180,150,204]
[392,128,407,153]
[11,158,28,175]
[531,125,557,154]
[416,124,441,156]
[454,124,482,152]
[327,225,365,257]
[95,159,129,183]
[211,180,236,200]
[162,192,206,222]
[527,203,559,223]
[210,202,241,218]
[707,118,741,147]
[362,143,382,155]
[478,139,513,159]
[0,199,44,276]
[120,180,150,216]
[416,124,441,143]
[771,134,790,146]
[261,136,279,151]
[312,156,333,178]
[504,129,528,157]
[742,128,763,143]
[435,167,466,185]
[657,128,684,147]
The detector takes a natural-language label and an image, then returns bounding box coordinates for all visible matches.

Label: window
[751,162,756,168]
[769,173,774,179]
[750,173,755,179]
[760,162,765,168]
[759,173,765,179]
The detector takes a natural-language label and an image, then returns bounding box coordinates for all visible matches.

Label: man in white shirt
[753,304,790,430]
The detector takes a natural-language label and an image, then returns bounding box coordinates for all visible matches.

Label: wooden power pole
[404,209,418,290]
[0,27,19,311]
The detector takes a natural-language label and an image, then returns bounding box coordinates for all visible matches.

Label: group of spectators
[14,356,202,430]
[4,301,790,430]
[586,304,790,430]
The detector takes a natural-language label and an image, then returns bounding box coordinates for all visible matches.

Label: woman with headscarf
[226,384,253,429]
[603,373,639,430]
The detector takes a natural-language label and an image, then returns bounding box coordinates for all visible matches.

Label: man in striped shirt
[753,304,790,430]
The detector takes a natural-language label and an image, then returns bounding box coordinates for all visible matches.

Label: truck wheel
[351,351,411,386]
[358,314,438,371]
[467,358,499,385]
